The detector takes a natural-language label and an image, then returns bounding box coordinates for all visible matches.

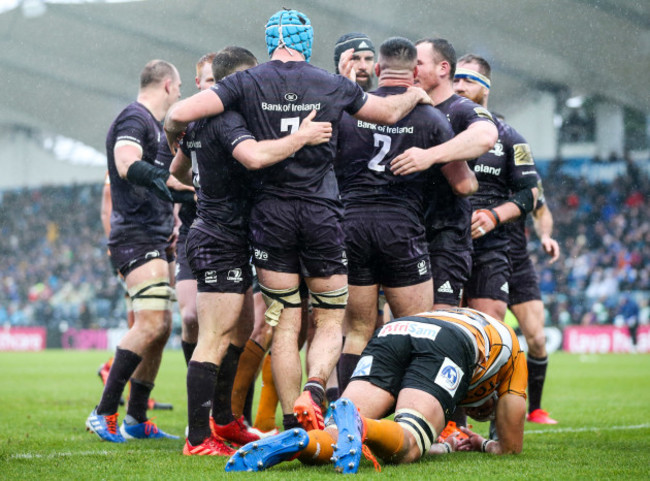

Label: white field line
[9,448,172,460]
[525,423,650,435]
[8,424,650,460]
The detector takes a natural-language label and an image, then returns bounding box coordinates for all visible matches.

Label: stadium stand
[1,155,648,332]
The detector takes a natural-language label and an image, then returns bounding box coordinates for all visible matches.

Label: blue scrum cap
[265,9,313,62]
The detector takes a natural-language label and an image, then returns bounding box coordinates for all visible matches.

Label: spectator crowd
[1,156,648,331]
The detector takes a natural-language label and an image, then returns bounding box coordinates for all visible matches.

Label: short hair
[196,53,217,78]
[458,53,492,79]
[139,60,177,89]
[415,38,457,78]
[212,46,258,81]
[378,37,417,71]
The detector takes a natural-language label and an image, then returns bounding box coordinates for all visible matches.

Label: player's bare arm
[164,89,225,153]
[533,203,560,263]
[169,150,193,186]
[457,394,526,454]
[354,85,432,126]
[232,110,332,170]
[471,186,539,239]
[391,120,498,175]
[441,160,478,197]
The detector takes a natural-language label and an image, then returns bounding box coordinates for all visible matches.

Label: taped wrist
[170,189,195,204]
[394,408,436,456]
[510,188,535,216]
[126,161,173,202]
[259,284,302,326]
[309,285,348,310]
[477,208,500,228]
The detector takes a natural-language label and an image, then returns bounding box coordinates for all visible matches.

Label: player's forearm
[234,136,303,170]
[164,90,225,135]
[441,161,478,196]
[429,123,498,164]
[533,204,554,240]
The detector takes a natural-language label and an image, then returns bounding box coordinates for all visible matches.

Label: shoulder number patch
[513,143,534,165]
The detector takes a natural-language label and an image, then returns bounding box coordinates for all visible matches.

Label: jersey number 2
[368,133,391,172]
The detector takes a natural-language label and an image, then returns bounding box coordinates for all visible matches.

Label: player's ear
[374,63,381,77]
[164,78,171,94]
[413,65,419,79]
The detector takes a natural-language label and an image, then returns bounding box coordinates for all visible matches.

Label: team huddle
[86,8,561,473]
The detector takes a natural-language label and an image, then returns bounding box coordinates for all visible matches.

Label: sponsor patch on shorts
[351,355,373,378]
[434,357,464,396]
[378,321,441,341]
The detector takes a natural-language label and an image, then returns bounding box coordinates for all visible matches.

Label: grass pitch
[1,350,649,480]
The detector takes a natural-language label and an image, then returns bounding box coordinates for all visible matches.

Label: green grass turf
[1,351,648,480]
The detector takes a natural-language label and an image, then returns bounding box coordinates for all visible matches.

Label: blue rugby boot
[120,416,179,440]
[85,408,126,443]
[225,427,309,472]
[330,398,366,474]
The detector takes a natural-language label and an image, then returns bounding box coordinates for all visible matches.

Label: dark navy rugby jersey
[180,111,254,233]
[106,101,174,246]
[335,86,453,217]
[469,116,539,251]
[507,176,546,263]
[211,60,367,204]
[426,94,495,250]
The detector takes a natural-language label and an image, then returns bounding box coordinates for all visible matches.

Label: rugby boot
[225,428,308,472]
[293,391,325,431]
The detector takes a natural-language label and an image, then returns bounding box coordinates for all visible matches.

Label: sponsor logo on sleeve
[473,107,494,121]
[434,357,464,396]
[378,321,441,341]
[513,143,535,165]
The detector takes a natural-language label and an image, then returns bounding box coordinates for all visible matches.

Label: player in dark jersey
[169,46,333,456]
[224,308,528,473]
[453,54,539,322]
[164,9,432,434]
[86,60,184,443]
[175,53,216,370]
[391,38,496,308]
[334,37,454,394]
[507,179,560,424]
[334,32,376,92]
[454,55,559,424]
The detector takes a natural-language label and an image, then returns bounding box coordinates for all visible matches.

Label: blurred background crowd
[1,155,648,332]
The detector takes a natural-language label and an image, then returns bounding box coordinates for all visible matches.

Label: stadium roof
[1,0,649,153]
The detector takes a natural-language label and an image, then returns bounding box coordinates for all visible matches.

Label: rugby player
[334,32,376,92]
[453,54,539,322]
[169,45,333,455]
[225,308,527,473]
[86,60,185,442]
[391,38,495,309]
[164,8,433,434]
[508,190,560,424]
[454,54,559,424]
[334,37,454,393]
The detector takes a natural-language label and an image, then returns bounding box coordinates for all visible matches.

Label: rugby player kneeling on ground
[224,307,527,473]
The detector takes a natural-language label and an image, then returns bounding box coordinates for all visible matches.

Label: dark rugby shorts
[186,227,252,294]
[249,197,347,278]
[508,256,541,306]
[465,248,512,303]
[351,318,474,418]
[109,242,171,278]
[344,208,431,287]
[175,230,195,282]
[430,248,472,306]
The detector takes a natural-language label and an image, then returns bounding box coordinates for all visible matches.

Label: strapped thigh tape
[394,408,437,456]
[309,285,349,310]
[127,277,173,312]
[259,284,302,326]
